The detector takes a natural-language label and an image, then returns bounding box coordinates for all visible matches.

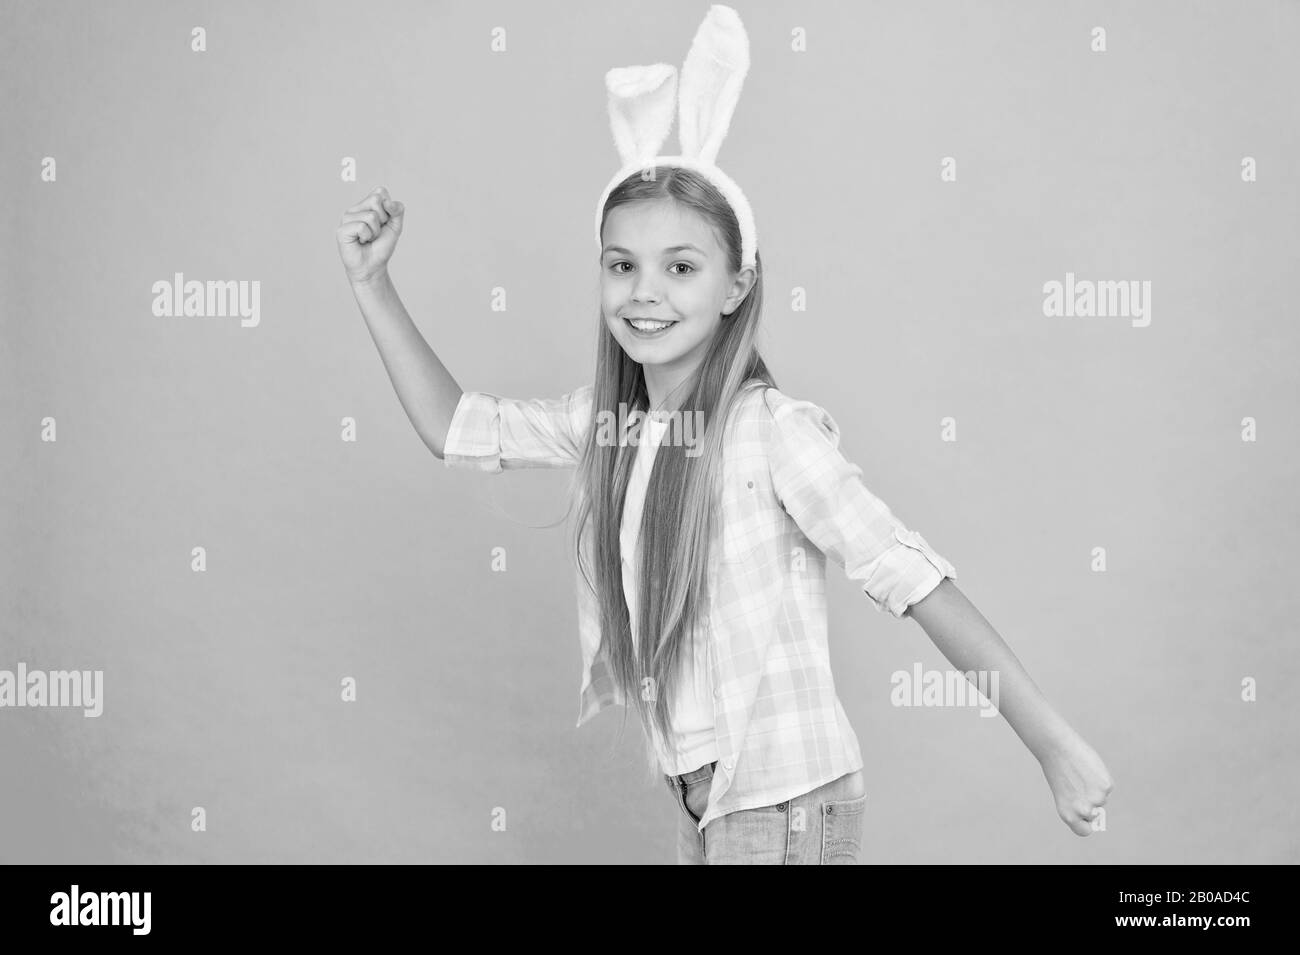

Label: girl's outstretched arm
[759,390,1114,836]
[905,579,1115,836]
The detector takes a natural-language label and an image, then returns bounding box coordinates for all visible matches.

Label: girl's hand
[1038,731,1114,836]
[337,186,405,285]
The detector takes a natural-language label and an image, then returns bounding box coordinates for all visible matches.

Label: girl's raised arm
[337,186,463,458]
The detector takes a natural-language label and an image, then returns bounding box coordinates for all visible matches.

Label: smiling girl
[335,5,1112,864]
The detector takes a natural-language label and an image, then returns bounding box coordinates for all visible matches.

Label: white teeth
[629,319,674,331]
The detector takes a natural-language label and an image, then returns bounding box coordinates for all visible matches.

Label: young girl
[335,6,1112,865]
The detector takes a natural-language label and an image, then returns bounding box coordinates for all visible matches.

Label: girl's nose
[632,282,660,304]
[631,273,661,303]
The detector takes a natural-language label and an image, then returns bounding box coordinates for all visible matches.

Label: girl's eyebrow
[602,244,706,257]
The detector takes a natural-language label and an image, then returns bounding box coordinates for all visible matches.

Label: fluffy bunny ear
[605,64,678,168]
[677,4,750,164]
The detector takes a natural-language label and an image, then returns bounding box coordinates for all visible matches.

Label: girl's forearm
[905,580,1077,761]
[349,269,463,457]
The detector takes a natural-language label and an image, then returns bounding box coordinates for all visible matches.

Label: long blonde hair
[569,165,777,776]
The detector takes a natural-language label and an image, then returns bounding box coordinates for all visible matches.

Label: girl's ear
[721,270,756,317]
[605,64,678,169]
[677,5,750,165]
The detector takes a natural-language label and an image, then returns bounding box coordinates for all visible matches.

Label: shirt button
[776,802,787,812]
[723,758,735,771]
[713,687,721,700]
[746,480,754,489]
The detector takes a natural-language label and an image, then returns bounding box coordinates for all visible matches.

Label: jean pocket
[820,791,867,864]
[682,780,711,824]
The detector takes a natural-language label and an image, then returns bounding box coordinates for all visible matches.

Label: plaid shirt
[441,381,958,831]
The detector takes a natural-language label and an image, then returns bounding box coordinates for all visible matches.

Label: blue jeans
[664,760,868,864]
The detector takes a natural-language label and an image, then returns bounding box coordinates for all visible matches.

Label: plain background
[2,0,1297,864]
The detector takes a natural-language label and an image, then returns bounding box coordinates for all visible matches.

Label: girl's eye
[608,262,696,275]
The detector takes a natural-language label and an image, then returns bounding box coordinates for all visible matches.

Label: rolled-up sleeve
[763,389,957,618]
[442,384,593,472]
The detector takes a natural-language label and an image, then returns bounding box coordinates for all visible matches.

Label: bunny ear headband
[595,3,757,272]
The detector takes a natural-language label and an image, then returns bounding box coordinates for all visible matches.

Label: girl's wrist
[1030,719,1083,763]
[350,268,391,292]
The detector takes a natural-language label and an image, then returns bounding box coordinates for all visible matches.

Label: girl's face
[600,199,752,390]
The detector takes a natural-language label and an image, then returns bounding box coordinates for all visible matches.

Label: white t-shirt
[619,415,719,776]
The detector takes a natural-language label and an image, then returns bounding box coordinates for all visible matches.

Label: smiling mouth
[625,318,678,332]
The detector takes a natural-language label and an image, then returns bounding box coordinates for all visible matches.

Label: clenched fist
[337,185,405,285]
